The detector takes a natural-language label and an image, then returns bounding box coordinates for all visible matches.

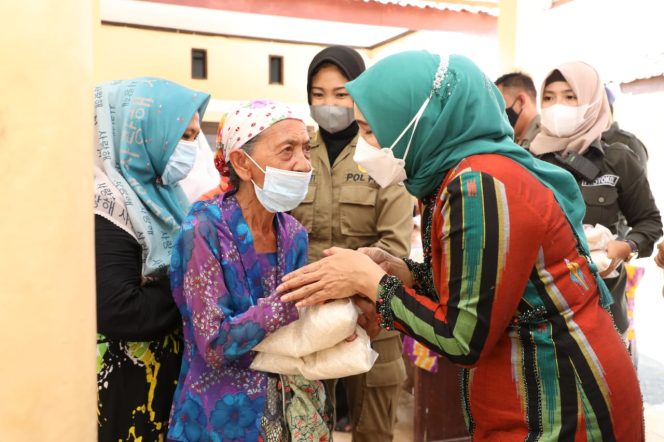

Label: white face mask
[179,135,221,203]
[353,138,407,188]
[244,152,312,213]
[541,104,590,138]
[161,139,198,185]
[352,95,431,188]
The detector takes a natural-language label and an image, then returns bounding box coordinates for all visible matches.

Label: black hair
[495,72,537,101]
[306,46,365,104]
[544,69,567,87]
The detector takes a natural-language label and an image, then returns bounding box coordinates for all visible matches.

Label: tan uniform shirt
[291,132,413,345]
[292,132,413,263]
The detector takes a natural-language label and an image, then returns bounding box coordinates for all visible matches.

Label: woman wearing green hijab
[278,51,644,440]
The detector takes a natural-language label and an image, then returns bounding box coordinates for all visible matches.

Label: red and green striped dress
[377,154,644,441]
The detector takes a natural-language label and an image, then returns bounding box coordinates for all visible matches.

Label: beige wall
[0,1,97,441]
[93,23,503,125]
[368,29,500,80]
[94,24,365,121]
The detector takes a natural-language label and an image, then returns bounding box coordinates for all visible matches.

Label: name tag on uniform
[581,174,619,187]
[345,172,376,184]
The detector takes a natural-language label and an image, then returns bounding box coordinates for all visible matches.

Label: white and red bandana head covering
[216,100,301,161]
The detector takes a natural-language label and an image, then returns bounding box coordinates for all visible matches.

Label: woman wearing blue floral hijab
[94,77,209,441]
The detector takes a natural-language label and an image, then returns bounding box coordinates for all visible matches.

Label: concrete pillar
[0,1,97,440]
[498,0,519,74]
[498,0,552,77]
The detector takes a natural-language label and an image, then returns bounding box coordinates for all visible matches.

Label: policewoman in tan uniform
[290,46,413,442]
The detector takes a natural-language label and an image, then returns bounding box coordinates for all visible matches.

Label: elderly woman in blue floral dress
[168,100,332,442]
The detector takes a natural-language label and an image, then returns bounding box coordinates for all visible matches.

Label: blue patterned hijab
[94,77,210,275]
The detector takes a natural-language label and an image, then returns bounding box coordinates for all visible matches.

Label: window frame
[269,55,284,85]
[191,48,208,80]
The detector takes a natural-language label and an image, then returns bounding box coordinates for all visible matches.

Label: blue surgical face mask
[244,151,312,213]
[161,139,198,185]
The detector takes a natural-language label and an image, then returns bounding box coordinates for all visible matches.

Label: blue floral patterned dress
[168,190,332,441]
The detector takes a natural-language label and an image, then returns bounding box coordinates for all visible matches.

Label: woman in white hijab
[530,61,661,337]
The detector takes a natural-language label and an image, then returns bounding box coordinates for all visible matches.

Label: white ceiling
[100,0,411,48]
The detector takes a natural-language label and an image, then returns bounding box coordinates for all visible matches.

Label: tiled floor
[645,404,664,441]
[332,390,414,442]
[333,389,663,441]
[634,259,664,441]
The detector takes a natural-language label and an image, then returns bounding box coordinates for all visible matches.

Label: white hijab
[530,61,611,156]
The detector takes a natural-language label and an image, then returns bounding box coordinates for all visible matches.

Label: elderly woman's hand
[357,247,414,287]
[278,247,386,307]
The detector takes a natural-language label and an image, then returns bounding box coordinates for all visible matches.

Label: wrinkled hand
[278,247,386,307]
[655,242,664,269]
[353,295,381,340]
[358,247,414,287]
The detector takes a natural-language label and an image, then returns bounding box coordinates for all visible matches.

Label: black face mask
[505,98,522,128]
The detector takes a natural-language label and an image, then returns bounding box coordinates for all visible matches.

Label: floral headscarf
[214,100,300,178]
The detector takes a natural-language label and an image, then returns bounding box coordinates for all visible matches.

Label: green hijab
[346,50,611,307]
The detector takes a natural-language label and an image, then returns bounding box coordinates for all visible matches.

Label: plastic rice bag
[250,326,378,380]
[252,299,358,357]
[590,250,613,273]
[583,223,614,252]
[583,224,619,277]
